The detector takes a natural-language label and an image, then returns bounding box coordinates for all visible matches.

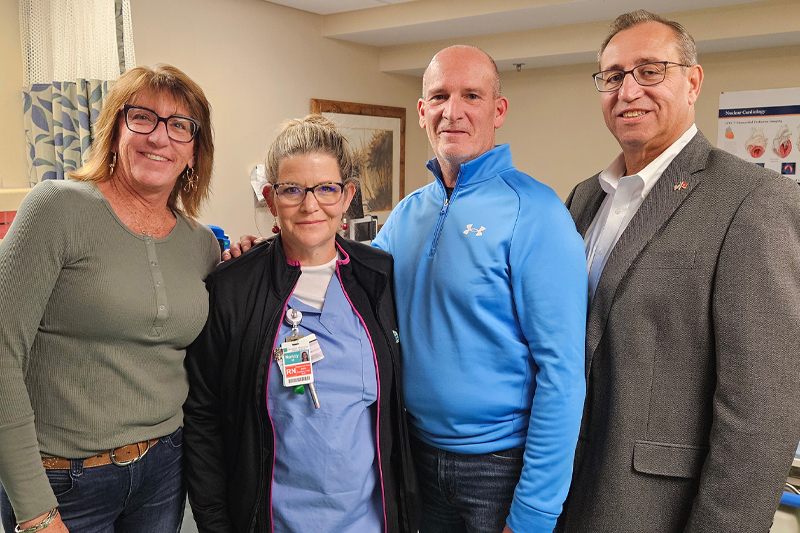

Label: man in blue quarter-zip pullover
[372,45,588,533]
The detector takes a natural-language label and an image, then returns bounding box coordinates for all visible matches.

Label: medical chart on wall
[718,88,800,183]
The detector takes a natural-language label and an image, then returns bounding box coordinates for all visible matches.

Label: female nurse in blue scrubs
[183,115,417,533]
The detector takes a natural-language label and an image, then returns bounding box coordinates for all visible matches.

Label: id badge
[279,337,314,387]
[305,334,325,363]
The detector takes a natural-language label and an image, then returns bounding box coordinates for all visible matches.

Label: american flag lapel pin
[673,181,688,191]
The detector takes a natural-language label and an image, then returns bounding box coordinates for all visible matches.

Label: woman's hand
[17,511,69,533]
[221,235,265,261]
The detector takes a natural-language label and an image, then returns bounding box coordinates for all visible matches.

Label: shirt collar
[288,296,321,316]
[598,124,698,197]
[426,143,514,188]
[288,272,345,333]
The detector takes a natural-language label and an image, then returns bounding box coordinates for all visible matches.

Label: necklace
[127,200,151,236]
[111,180,172,237]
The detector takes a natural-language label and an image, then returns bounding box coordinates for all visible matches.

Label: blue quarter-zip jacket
[373,144,587,532]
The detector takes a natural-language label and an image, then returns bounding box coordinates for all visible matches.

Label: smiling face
[600,21,703,174]
[270,153,355,266]
[418,46,508,184]
[113,91,195,198]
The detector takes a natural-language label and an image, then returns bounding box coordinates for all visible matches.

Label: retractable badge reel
[274,309,322,408]
[283,309,302,340]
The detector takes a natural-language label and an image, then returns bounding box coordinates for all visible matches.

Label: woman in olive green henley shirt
[0,65,220,533]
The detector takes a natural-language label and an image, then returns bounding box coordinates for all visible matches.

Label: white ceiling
[318,0,766,47]
[267,0,418,16]
[263,0,800,74]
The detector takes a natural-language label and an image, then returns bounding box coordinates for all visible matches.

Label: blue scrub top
[268,273,383,532]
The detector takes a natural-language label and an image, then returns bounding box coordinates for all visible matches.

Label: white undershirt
[292,256,338,310]
[585,124,697,298]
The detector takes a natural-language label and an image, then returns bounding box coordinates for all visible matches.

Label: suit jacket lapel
[571,178,606,237]
[585,132,713,366]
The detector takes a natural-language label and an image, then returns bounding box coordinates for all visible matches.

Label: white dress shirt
[585,125,698,297]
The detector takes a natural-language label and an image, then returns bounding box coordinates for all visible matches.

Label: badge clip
[278,308,321,408]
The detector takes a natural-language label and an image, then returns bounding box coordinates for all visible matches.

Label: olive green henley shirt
[0,180,219,521]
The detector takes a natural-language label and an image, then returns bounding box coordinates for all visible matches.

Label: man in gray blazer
[560,10,800,533]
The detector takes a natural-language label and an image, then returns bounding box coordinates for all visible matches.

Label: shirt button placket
[144,238,169,336]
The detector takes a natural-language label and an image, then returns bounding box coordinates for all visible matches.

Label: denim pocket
[162,427,183,450]
[45,469,75,498]
[488,447,524,461]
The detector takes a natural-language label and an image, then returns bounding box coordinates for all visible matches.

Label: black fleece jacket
[184,235,418,533]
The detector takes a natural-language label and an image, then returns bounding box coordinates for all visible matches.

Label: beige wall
[131,0,429,238]
[0,0,26,190]
[0,0,430,237]
[2,0,800,232]
[497,63,620,200]
[497,44,800,200]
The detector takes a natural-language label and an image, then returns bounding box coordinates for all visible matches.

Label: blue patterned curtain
[23,80,111,184]
[20,0,135,186]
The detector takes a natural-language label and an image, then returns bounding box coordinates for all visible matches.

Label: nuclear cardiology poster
[718,88,800,183]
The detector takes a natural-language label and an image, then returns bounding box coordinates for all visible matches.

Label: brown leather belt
[41,439,160,469]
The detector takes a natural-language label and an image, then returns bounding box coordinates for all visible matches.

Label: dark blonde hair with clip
[266,115,361,187]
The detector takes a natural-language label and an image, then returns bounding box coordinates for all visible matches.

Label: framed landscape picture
[310,99,405,224]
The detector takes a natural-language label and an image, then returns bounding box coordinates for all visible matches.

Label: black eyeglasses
[592,61,691,92]
[122,104,200,143]
[273,182,346,206]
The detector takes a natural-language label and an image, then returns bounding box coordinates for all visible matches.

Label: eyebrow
[425,86,489,96]
[602,57,663,70]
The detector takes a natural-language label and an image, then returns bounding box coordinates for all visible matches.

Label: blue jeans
[411,435,524,533]
[0,428,185,533]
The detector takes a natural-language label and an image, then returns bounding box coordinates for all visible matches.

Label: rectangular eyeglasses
[122,104,199,143]
[592,61,691,92]
[274,182,346,206]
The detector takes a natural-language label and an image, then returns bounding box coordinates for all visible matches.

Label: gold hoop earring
[183,167,197,193]
[109,152,117,175]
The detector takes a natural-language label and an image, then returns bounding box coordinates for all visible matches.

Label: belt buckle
[110,440,152,467]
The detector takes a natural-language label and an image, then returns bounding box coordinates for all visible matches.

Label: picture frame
[310,99,405,224]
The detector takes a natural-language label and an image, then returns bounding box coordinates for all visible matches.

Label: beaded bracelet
[14,508,58,533]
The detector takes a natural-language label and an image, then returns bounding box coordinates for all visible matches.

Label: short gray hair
[598,10,697,67]
[422,45,501,99]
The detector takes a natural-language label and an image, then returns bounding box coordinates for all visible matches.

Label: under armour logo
[463,224,486,236]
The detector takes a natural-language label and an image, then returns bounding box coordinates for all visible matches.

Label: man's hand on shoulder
[221,234,265,261]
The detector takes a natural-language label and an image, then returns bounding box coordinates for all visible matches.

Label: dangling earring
[109,152,117,175]
[183,167,198,193]
[272,216,280,234]
[341,215,348,231]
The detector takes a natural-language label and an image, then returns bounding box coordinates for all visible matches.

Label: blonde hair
[70,64,214,219]
[266,115,360,186]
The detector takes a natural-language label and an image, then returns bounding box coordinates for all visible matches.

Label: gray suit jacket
[560,132,800,533]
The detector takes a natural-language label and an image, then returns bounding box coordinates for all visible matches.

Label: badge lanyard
[273,308,323,409]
